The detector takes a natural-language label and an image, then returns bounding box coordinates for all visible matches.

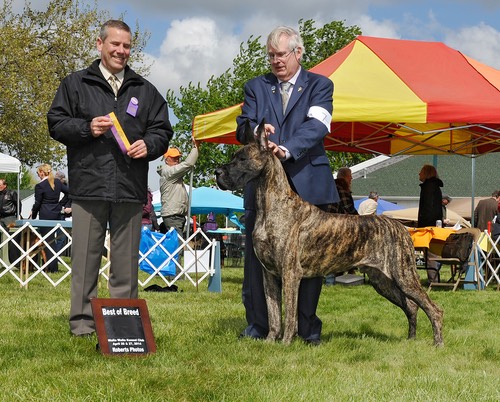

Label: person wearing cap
[441,194,452,226]
[157,137,199,236]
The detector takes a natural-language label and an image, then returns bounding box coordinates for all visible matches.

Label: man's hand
[267,141,286,160]
[128,139,148,159]
[264,123,275,136]
[90,116,113,137]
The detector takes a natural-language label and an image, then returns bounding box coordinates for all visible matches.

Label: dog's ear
[241,119,256,145]
[256,119,269,151]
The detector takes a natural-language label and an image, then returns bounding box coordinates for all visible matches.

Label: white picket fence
[0,220,218,289]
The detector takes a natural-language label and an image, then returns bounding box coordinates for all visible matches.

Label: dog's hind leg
[365,268,419,340]
[368,267,444,346]
[262,269,282,342]
[400,284,444,347]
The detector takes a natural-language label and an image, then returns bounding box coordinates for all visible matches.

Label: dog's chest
[252,225,289,274]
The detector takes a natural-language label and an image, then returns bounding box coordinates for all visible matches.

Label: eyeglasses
[267,48,296,62]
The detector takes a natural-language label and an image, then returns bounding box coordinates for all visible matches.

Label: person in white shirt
[358,191,379,215]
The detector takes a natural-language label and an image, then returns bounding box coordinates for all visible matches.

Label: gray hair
[368,191,379,200]
[99,20,131,42]
[266,26,305,61]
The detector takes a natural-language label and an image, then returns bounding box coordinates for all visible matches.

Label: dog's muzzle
[215,167,231,190]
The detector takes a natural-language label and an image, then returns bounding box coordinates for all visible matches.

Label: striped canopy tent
[192,35,500,156]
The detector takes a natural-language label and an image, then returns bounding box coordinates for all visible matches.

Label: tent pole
[186,168,194,239]
[471,157,476,227]
[17,167,20,220]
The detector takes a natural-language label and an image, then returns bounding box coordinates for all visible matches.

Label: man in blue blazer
[236,26,339,344]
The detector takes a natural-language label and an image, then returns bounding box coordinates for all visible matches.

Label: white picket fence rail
[0,220,217,289]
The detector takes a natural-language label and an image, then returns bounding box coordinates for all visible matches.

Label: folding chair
[428,228,481,291]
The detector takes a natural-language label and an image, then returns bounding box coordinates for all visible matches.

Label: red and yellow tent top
[192,35,500,156]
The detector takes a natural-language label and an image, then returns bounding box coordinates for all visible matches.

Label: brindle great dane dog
[215,120,444,346]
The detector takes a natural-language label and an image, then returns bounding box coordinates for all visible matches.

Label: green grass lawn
[0,267,498,401]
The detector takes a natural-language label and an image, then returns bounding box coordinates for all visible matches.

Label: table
[14,219,73,288]
[408,226,491,290]
[408,226,456,282]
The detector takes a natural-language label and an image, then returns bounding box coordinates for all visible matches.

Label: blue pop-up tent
[153,186,244,230]
[153,186,244,216]
[190,186,244,215]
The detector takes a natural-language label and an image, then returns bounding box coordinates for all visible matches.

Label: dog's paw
[265,332,280,343]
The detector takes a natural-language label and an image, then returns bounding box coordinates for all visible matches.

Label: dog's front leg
[282,271,301,345]
[262,269,282,341]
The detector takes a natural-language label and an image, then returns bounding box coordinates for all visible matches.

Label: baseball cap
[164,148,182,159]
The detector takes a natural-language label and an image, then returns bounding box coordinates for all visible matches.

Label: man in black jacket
[0,178,21,266]
[47,20,173,337]
[0,179,18,229]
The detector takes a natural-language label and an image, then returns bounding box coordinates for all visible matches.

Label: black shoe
[304,338,321,346]
[238,327,265,340]
[73,331,95,338]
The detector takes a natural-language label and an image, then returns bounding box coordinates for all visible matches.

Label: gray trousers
[69,200,142,336]
[162,214,186,237]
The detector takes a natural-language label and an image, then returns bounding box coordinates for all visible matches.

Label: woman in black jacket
[418,164,443,227]
[417,164,444,283]
[31,164,69,272]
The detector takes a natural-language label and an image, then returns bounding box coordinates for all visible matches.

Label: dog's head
[215,119,270,191]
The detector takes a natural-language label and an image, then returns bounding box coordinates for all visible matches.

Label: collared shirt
[278,67,301,97]
[99,62,125,90]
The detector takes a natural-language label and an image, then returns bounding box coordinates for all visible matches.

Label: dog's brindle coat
[216,121,444,346]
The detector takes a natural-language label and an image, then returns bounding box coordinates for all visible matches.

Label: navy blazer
[32,178,69,220]
[236,68,339,209]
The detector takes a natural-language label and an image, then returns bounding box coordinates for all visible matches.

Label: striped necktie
[280,82,291,114]
[109,75,119,96]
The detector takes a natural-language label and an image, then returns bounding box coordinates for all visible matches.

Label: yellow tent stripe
[390,123,477,155]
[193,104,242,140]
[330,41,427,122]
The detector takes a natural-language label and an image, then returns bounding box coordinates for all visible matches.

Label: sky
[13,0,500,101]
[11,0,500,190]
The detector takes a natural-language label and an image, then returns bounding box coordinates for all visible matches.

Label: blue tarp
[354,198,403,215]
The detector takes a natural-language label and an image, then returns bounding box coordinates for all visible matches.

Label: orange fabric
[408,227,455,248]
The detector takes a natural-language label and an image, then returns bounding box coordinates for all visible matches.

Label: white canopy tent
[382,207,471,228]
[0,153,21,173]
[0,153,22,218]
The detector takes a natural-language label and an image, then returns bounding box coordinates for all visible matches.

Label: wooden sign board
[90,298,156,355]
